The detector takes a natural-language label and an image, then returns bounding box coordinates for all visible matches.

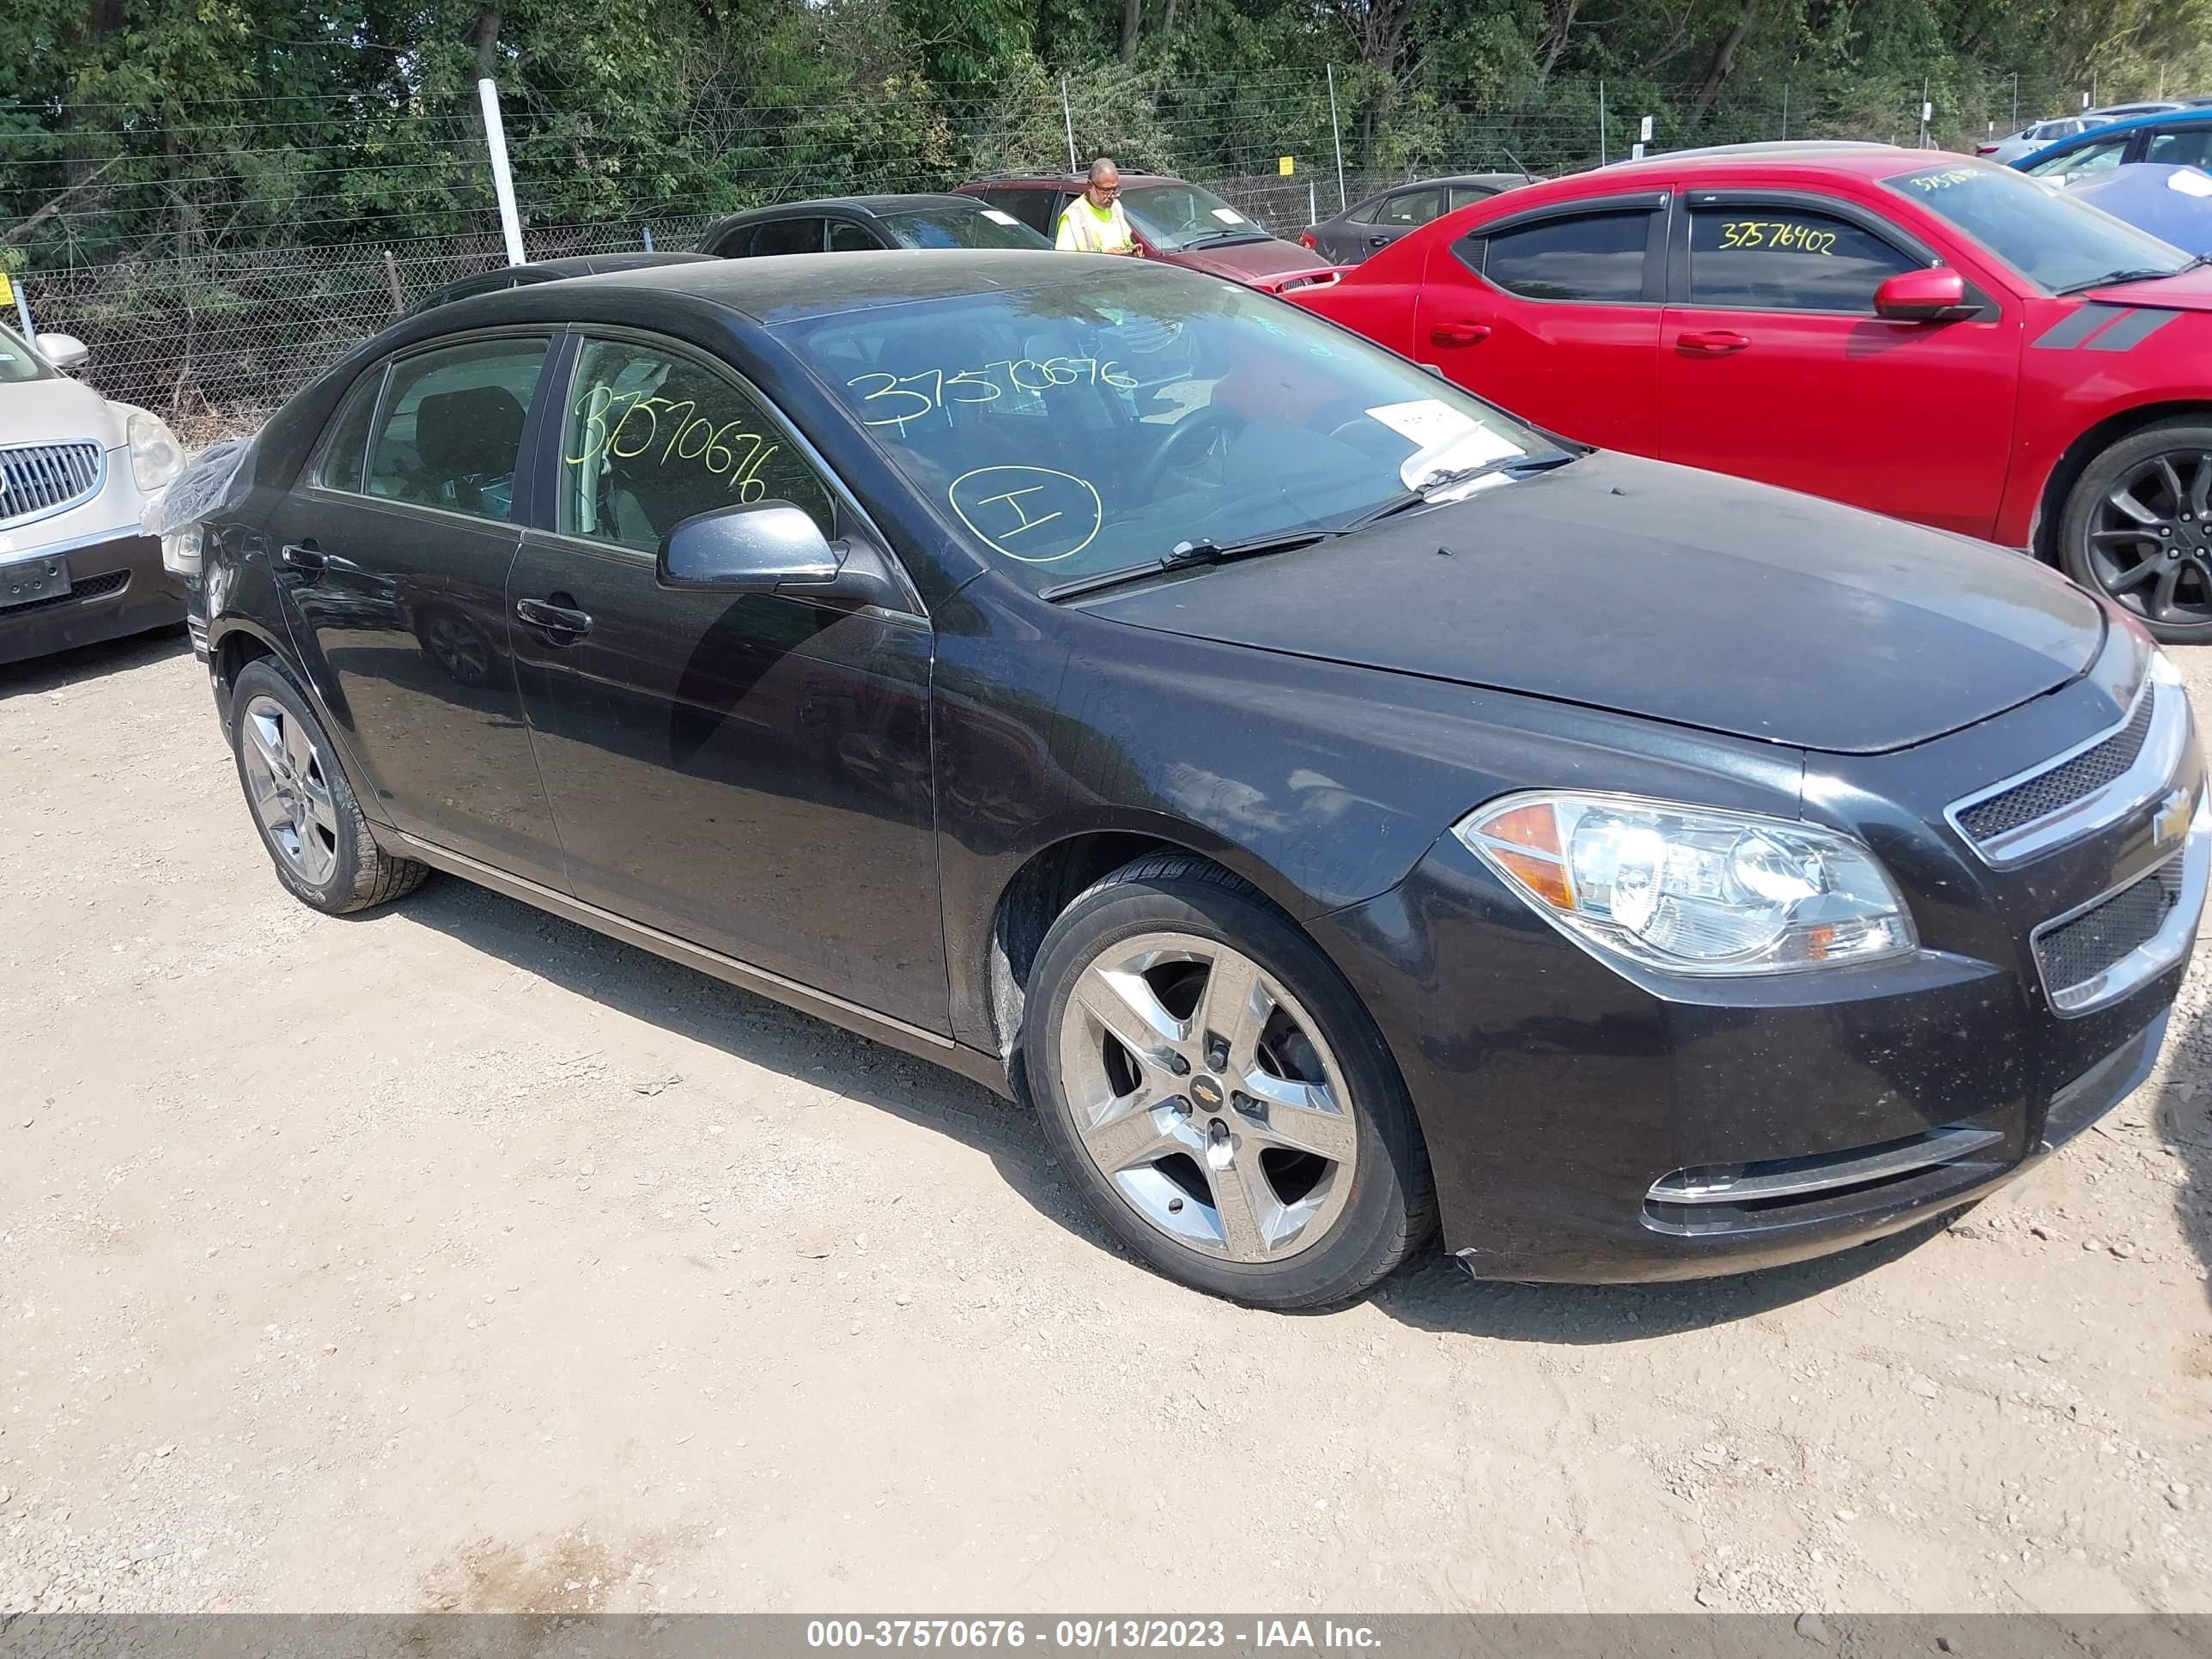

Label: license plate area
[0,557,69,610]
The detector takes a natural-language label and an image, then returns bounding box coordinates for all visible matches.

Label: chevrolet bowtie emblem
[2153,787,2194,852]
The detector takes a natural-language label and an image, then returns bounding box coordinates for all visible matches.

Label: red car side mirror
[1874,267,1971,322]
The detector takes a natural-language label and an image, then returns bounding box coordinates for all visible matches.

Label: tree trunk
[1690,0,1759,126]
[471,4,504,80]
[1160,0,1178,38]
[58,0,127,197]
[1536,0,1580,82]
[1119,0,1142,63]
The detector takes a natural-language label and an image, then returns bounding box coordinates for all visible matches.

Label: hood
[1173,235,1336,283]
[0,374,122,449]
[1078,452,2105,756]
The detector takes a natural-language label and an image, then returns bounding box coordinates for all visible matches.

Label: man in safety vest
[1056,159,1145,256]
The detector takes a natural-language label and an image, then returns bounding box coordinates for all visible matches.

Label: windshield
[881,206,1048,251]
[0,323,53,384]
[1120,183,1266,252]
[778,266,1563,592]
[1887,161,2192,291]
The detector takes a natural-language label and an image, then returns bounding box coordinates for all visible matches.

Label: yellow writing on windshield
[564,385,781,500]
[1909,168,1980,193]
[849,357,1138,431]
[1717,220,1838,255]
[947,465,1103,562]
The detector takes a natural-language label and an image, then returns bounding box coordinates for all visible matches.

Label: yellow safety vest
[1057,197,1137,254]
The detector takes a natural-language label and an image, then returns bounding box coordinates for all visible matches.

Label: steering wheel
[1136,408,1248,500]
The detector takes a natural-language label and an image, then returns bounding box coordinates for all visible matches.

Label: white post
[1327,64,1347,214]
[477,76,527,267]
[9,272,33,342]
[1597,78,1607,165]
[1061,76,1079,174]
[1308,179,1317,224]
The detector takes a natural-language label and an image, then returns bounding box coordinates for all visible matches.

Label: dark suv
[699,194,1050,258]
[956,172,1342,294]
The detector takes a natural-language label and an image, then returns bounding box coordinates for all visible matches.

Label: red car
[956,172,1343,295]
[1289,143,2212,641]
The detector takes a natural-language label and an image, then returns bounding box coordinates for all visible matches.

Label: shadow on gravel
[1370,1215,1940,1343]
[2147,1003,2212,1315]
[388,872,1121,1257]
[0,622,188,700]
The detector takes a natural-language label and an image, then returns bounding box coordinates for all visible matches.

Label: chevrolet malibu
[160,253,2208,1309]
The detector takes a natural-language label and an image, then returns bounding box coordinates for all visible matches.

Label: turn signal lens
[1454,792,1915,976]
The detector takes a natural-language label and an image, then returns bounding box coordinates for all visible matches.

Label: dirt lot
[3,627,2209,1615]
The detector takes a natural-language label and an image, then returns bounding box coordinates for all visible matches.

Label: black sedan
[1300,172,1529,264]
[155,252,2206,1310]
[405,252,714,314]
[698,194,1050,258]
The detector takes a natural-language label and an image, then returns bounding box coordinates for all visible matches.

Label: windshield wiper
[1040,528,1335,603]
[2057,256,2209,295]
[1336,453,1579,534]
[1182,228,1267,249]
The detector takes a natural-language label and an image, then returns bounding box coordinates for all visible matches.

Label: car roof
[963,173,1180,190]
[461,247,1148,327]
[1578,141,1948,186]
[2017,106,2212,165]
[514,252,714,278]
[709,192,995,226]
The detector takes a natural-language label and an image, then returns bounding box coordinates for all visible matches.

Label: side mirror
[656,501,910,612]
[659,502,838,592]
[36,332,89,370]
[1874,268,1971,322]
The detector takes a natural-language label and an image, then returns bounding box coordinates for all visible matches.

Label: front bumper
[0,526,181,669]
[1313,708,2208,1285]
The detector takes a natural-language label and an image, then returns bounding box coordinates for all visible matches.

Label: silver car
[1976,116,2095,164]
[0,324,188,665]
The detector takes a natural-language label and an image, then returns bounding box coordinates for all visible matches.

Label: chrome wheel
[2085,448,2212,629]
[1054,929,1358,1262]
[240,693,340,886]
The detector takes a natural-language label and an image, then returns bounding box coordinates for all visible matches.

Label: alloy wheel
[240,694,340,886]
[422,612,491,683]
[1054,929,1358,1262]
[2085,449,2212,629]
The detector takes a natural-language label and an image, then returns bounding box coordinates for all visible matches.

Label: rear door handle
[1428,321,1492,346]
[278,542,326,574]
[514,596,593,639]
[1677,329,1751,355]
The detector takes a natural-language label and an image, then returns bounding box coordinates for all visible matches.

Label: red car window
[1685,207,1917,313]
[1479,212,1651,302]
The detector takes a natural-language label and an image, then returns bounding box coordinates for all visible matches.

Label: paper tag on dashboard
[1210,208,1247,224]
[982,209,1022,225]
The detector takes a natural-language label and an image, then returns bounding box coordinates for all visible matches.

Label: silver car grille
[0,441,105,529]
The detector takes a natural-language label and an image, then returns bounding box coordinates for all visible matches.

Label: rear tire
[1021,854,1435,1310]
[2059,419,2212,644]
[228,658,428,915]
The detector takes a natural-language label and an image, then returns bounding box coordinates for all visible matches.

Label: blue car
[2067,163,2212,256]
[2014,106,2212,184]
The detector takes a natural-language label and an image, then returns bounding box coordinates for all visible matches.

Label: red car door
[1409,191,1669,454]
[1656,187,2019,538]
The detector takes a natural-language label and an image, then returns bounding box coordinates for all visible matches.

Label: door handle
[278,542,326,574]
[1368,234,1391,247]
[1428,321,1492,346]
[1677,329,1751,356]
[514,596,593,639]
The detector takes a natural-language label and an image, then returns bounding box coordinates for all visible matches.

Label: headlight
[1455,791,1916,975]
[160,523,203,577]
[127,410,185,492]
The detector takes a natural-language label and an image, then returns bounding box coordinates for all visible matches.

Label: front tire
[1022,854,1435,1310]
[2059,420,2212,644]
[228,658,428,915]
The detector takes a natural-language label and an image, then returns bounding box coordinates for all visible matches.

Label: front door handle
[1428,321,1492,346]
[1677,329,1751,356]
[278,542,326,574]
[514,596,593,640]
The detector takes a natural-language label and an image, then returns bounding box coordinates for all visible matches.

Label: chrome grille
[1958,689,2156,844]
[0,441,104,527]
[2034,856,2185,1003]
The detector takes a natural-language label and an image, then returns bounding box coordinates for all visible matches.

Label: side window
[364,337,546,522]
[1449,185,1498,210]
[2148,128,2212,168]
[1344,198,1382,226]
[749,217,826,256]
[1686,206,1917,313]
[983,190,1057,234]
[828,219,880,252]
[557,337,836,556]
[708,224,757,258]
[314,368,383,494]
[1479,211,1652,302]
[1379,188,1443,227]
[2025,137,2129,182]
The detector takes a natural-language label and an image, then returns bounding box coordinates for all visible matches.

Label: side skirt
[382,829,1015,1099]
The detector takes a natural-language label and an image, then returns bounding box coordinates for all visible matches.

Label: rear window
[879,206,1049,250]
[1479,211,1651,302]
[1887,160,2191,291]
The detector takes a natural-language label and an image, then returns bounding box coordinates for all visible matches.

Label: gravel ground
[2,625,2208,1614]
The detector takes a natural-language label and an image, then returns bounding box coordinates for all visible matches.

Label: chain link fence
[0,67,2136,433]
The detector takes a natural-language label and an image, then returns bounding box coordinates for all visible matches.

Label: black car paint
[189,252,2197,1283]
[1305,174,1528,265]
